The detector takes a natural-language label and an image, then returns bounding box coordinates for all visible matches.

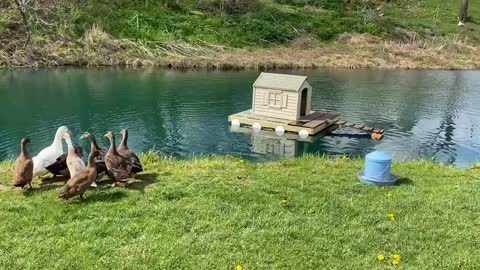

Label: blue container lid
[366,151,391,162]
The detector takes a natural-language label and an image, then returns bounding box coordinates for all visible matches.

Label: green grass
[1,153,480,269]
[0,14,10,29]
[69,0,387,47]
[0,0,480,55]
[384,0,480,42]
[3,0,480,68]
[61,0,480,47]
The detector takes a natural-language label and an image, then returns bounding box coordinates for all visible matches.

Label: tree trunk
[12,0,31,48]
[459,0,469,24]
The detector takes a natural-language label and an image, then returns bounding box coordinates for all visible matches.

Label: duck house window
[264,92,287,109]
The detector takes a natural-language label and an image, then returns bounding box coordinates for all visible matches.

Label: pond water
[0,68,479,168]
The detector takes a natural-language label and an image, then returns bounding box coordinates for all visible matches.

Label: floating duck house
[228,72,384,139]
[252,73,312,121]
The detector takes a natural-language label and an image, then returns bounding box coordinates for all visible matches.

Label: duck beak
[66,129,72,135]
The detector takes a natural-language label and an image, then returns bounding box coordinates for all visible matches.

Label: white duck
[63,130,97,187]
[33,126,69,177]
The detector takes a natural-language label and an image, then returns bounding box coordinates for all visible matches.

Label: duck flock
[12,126,143,200]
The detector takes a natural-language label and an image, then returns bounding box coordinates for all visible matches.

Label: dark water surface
[0,68,479,167]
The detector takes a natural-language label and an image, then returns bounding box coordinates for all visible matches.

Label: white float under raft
[228,72,385,140]
[228,109,341,136]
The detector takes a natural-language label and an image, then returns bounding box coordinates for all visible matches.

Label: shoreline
[2,36,480,70]
[1,154,478,170]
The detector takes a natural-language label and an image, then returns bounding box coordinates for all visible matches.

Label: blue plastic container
[358,151,397,186]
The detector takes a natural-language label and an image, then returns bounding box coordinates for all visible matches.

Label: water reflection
[0,68,479,167]
[231,126,356,159]
[252,135,298,158]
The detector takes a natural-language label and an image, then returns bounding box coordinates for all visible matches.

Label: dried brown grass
[1,32,480,70]
[193,34,480,70]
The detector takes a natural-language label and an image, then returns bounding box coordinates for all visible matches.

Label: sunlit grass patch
[0,154,479,268]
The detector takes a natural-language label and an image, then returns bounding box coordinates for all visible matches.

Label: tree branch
[12,0,31,48]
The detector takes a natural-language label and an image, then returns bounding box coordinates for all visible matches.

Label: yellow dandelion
[235,265,243,270]
[387,192,393,198]
[239,160,245,163]
[281,199,288,204]
[387,213,395,221]
[393,254,401,259]
[377,254,385,261]
[392,259,400,265]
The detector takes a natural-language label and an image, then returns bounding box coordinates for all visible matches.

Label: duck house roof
[253,72,309,92]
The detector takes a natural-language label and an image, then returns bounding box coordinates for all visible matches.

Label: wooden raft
[288,111,383,132]
[325,119,384,134]
[288,111,341,128]
[229,110,384,138]
[228,110,340,135]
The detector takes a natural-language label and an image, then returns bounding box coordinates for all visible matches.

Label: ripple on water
[1,68,480,167]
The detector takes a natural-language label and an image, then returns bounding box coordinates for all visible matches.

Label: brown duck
[118,128,143,174]
[80,131,108,176]
[45,146,83,178]
[13,138,34,189]
[58,149,99,200]
[104,131,131,186]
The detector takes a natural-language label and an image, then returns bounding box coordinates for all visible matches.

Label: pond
[0,68,479,168]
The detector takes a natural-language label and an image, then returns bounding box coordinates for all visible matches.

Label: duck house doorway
[300,88,308,117]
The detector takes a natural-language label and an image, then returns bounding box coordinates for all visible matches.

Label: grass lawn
[1,153,480,269]
[384,0,480,42]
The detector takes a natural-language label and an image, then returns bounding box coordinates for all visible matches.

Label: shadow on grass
[467,16,478,24]
[38,172,160,200]
[96,179,115,188]
[127,173,160,193]
[40,175,68,185]
[83,190,128,203]
[29,174,117,196]
[396,177,414,186]
[23,186,62,197]
[61,190,128,204]
[21,177,66,195]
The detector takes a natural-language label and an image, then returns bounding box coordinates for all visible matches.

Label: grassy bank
[2,28,480,70]
[1,0,480,69]
[1,154,480,269]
